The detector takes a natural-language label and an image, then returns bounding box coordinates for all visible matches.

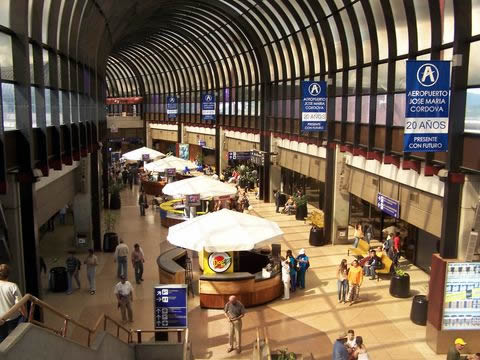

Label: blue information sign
[301,80,327,131]
[201,93,216,121]
[154,285,187,329]
[376,193,400,219]
[166,96,178,119]
[228,151,251,161]
[404,60,451,152]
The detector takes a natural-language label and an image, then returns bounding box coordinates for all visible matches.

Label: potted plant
[109,181,122,209]
[272,348,297,360]
[294,195,308,220]
[389,269,410,298]
[103,211,119,252]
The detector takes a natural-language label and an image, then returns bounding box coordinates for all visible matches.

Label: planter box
[389,273,410,298]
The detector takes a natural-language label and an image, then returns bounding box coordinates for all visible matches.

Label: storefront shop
[281,167,325,210]
[152,139,176,155]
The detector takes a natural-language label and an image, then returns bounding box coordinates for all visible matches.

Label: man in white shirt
[0,264,26,342]
[345,329,357,356]
[114,275,133,323]
[114,239,129,279]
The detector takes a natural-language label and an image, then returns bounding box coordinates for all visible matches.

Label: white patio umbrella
[144,155,197,173]
[167,209,284,252]
[162,175,237,199]
[121,147,165,162]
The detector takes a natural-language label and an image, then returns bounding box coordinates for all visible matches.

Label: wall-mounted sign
[142,154,150,161]
[198,140,206,147]
[154,285,187,329]
[166,96,178,119]
[165,168,176,177]
[201,93,216,121]
[376,193,400,218]
[207,252,232,273]
[185,194,201,206]
[301,80,327,131]
[442,262,480,330]
[250,151,265,167]
[404,60,451,152]
[228,151,251,161]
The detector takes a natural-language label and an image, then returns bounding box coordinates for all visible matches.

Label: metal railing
[0,294,132,347]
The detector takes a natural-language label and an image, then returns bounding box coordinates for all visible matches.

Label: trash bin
[103,232,118,252]
[309,226,325,246]
[49,267,68,292]
[336,226,348,244]
[410,295,428,325]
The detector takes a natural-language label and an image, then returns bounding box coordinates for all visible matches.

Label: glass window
[31,87,37,127]
[361,95,370,124]
[393,93,406,126]
[29,0,34,38]
[346,96,355,123]
[442,0,454,44]
[59,90,64,125]
[414,0,431,50]
[376,94,387,125]
[377,63,388,93]
[2,83,15,130]
[340,9,357,66]
[390,0,408,56]
[362,66,371,94]
[468,41,480,86]
[371,0,388,60]
[473,0,480,36]
[347,70,356,95]
[57,0,67,49]
[353,1,371,64]
[0,0,9,28]
[43,49,50,86]
[335,97,342,121]
[42,0,52,44]
[328,16,343,69]
[336,71,343,96]
[45,88,52,126]
[0,33,14,81]
[395,59,406,91]
[465,88,480,134]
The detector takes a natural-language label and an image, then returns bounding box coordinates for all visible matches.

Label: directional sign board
[376,193,400,219]
[404,60,451,152]
[165,168,176,177]
[201,94,216,121]
[228,151,251,161]
[166,96,178,119]
[301,80,327,131]
[154,285,187,329]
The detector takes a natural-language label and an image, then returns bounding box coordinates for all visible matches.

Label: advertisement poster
[301,80,327,131]
[404,60,451,152]
[442,262,480,330]
[166,96,178,119]
[179,143,189,161]
[201,93,216,121]
[203,250,233,274]
[154,285,187,329]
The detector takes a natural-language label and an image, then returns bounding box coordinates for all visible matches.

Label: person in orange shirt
[346,259,363,306]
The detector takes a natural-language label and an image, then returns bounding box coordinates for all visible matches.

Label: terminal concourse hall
[0,0,480,359]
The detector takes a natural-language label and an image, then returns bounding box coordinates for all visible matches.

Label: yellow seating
[376,252,393,281]
[347,239,370,257]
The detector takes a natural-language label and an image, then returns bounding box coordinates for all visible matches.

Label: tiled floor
[40,185,445,359]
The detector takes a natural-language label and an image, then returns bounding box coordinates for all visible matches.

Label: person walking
[446,338,475,360]
[0,264,26,343]
[84,249,98,295]
[296,249,309,289]
[128,171,134,190]
[224,295,245,354]
[131,244,145,284]
[286,250,297,293]
[392,232,401,267]
[337,259,349,303]
[59,205,68,225]
[353,224,363,248]
[114,239,129,279]
[331,332,349,360]
[346,259,363,306]
[139,191,147,216]
[281,258,290,300]
[114,275,133,323]
[364,223,373,244]
[273,190,281,213]
[352,336,370,360]
[65,251,81,295]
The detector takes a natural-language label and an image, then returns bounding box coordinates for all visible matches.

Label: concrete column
[73,155,93,248]
[269,164,282,200]
[218,127,226,175]
[331,147,350,245]
[146,124,152,148]
[457,175,480,260]
[0,175,26,294]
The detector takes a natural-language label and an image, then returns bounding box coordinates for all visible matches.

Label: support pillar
[324,144,336,244]
[73,155,93,249]
[331,147,350,244]
[90,150,101,251]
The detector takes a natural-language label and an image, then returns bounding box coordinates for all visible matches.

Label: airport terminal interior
[0,1,480,359]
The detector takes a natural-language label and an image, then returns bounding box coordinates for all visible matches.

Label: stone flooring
[39,184,445,359]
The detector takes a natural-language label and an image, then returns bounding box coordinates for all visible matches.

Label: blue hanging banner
[301,80,327,131]
[404,60,451,152]
[201,93,216,121]
[166,96,178,119]
[154,285,188,329]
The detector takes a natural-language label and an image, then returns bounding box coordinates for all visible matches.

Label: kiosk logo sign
[208,252,231,273]
[301,80,327,131]
[202,93,216,121]
[166,96,178,119]
[404,60,450,152]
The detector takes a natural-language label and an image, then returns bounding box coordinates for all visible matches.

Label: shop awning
[162,175,237,199]
[167,209,284,252]
[144,155,196,173]
[121,147,165,162]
